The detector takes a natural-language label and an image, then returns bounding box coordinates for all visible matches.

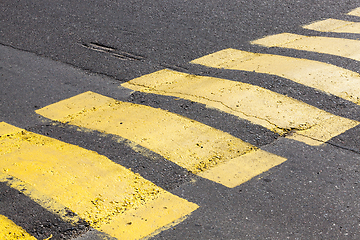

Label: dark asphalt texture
[2,0,360,80]
[1,0,360,239]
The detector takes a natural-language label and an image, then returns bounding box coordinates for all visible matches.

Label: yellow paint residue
[0,214,36,240]
[0,122,198,239]
[348,7,360,17]
[36,91,255,174]
[303,19,360,34]
[251,33,360,61]
[191,48,360,105]
[121,69,358,145]
[36,92,287,188]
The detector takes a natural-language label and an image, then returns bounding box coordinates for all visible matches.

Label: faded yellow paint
[100,192,195,239]
[287,114,356,144]
[348,7,360,17]
[122,69,358,145]
[0,122,198,240]
[0,214,36,240]
[303,19,360,34]
[198,149,286,188]
[36,91,255,173]
[251,33,360,61]
[0,172,82,225]
[191,48,360,105]
[285,133,323,146]
[36,91,287,187]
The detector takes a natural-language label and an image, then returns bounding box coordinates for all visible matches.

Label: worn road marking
[0,214,36,240]
[197,150,285,188]
[0,122,198,239]
[125,68,358,145]
[0,172,82,225]
[303,18,360,34]
[36,91,286,188]
[348,7,360,17]
[251,33,360,61]
[191,48,360,105]
[183,55,359,145]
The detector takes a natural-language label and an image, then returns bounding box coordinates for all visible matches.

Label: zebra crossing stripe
[0,122,198,239]
[304,7,360,33]
[348,7,360,17]
[197,149,285,188]
[303,18,360,34]
[0,214,36,240]
[0,172,82,225]
[36,91,286,188]
[191,48,360,105]
[251,33,360,61]
[122,68,358,146]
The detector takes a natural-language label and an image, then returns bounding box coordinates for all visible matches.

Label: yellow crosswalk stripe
[0,172,82,225]
[124,68,358,146]
[304,7,360,32]
[251,33,360,61]
[191,48,360,105]
[192,49,360,145]
[303,18,360,34]
[348,7,360,17]
[0,214,36,240]
[0,122,198,239]
[36,91,286,188]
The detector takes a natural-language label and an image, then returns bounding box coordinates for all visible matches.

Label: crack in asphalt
[125,81,318,136]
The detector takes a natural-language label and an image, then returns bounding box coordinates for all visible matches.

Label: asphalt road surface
[1,0,360,239]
